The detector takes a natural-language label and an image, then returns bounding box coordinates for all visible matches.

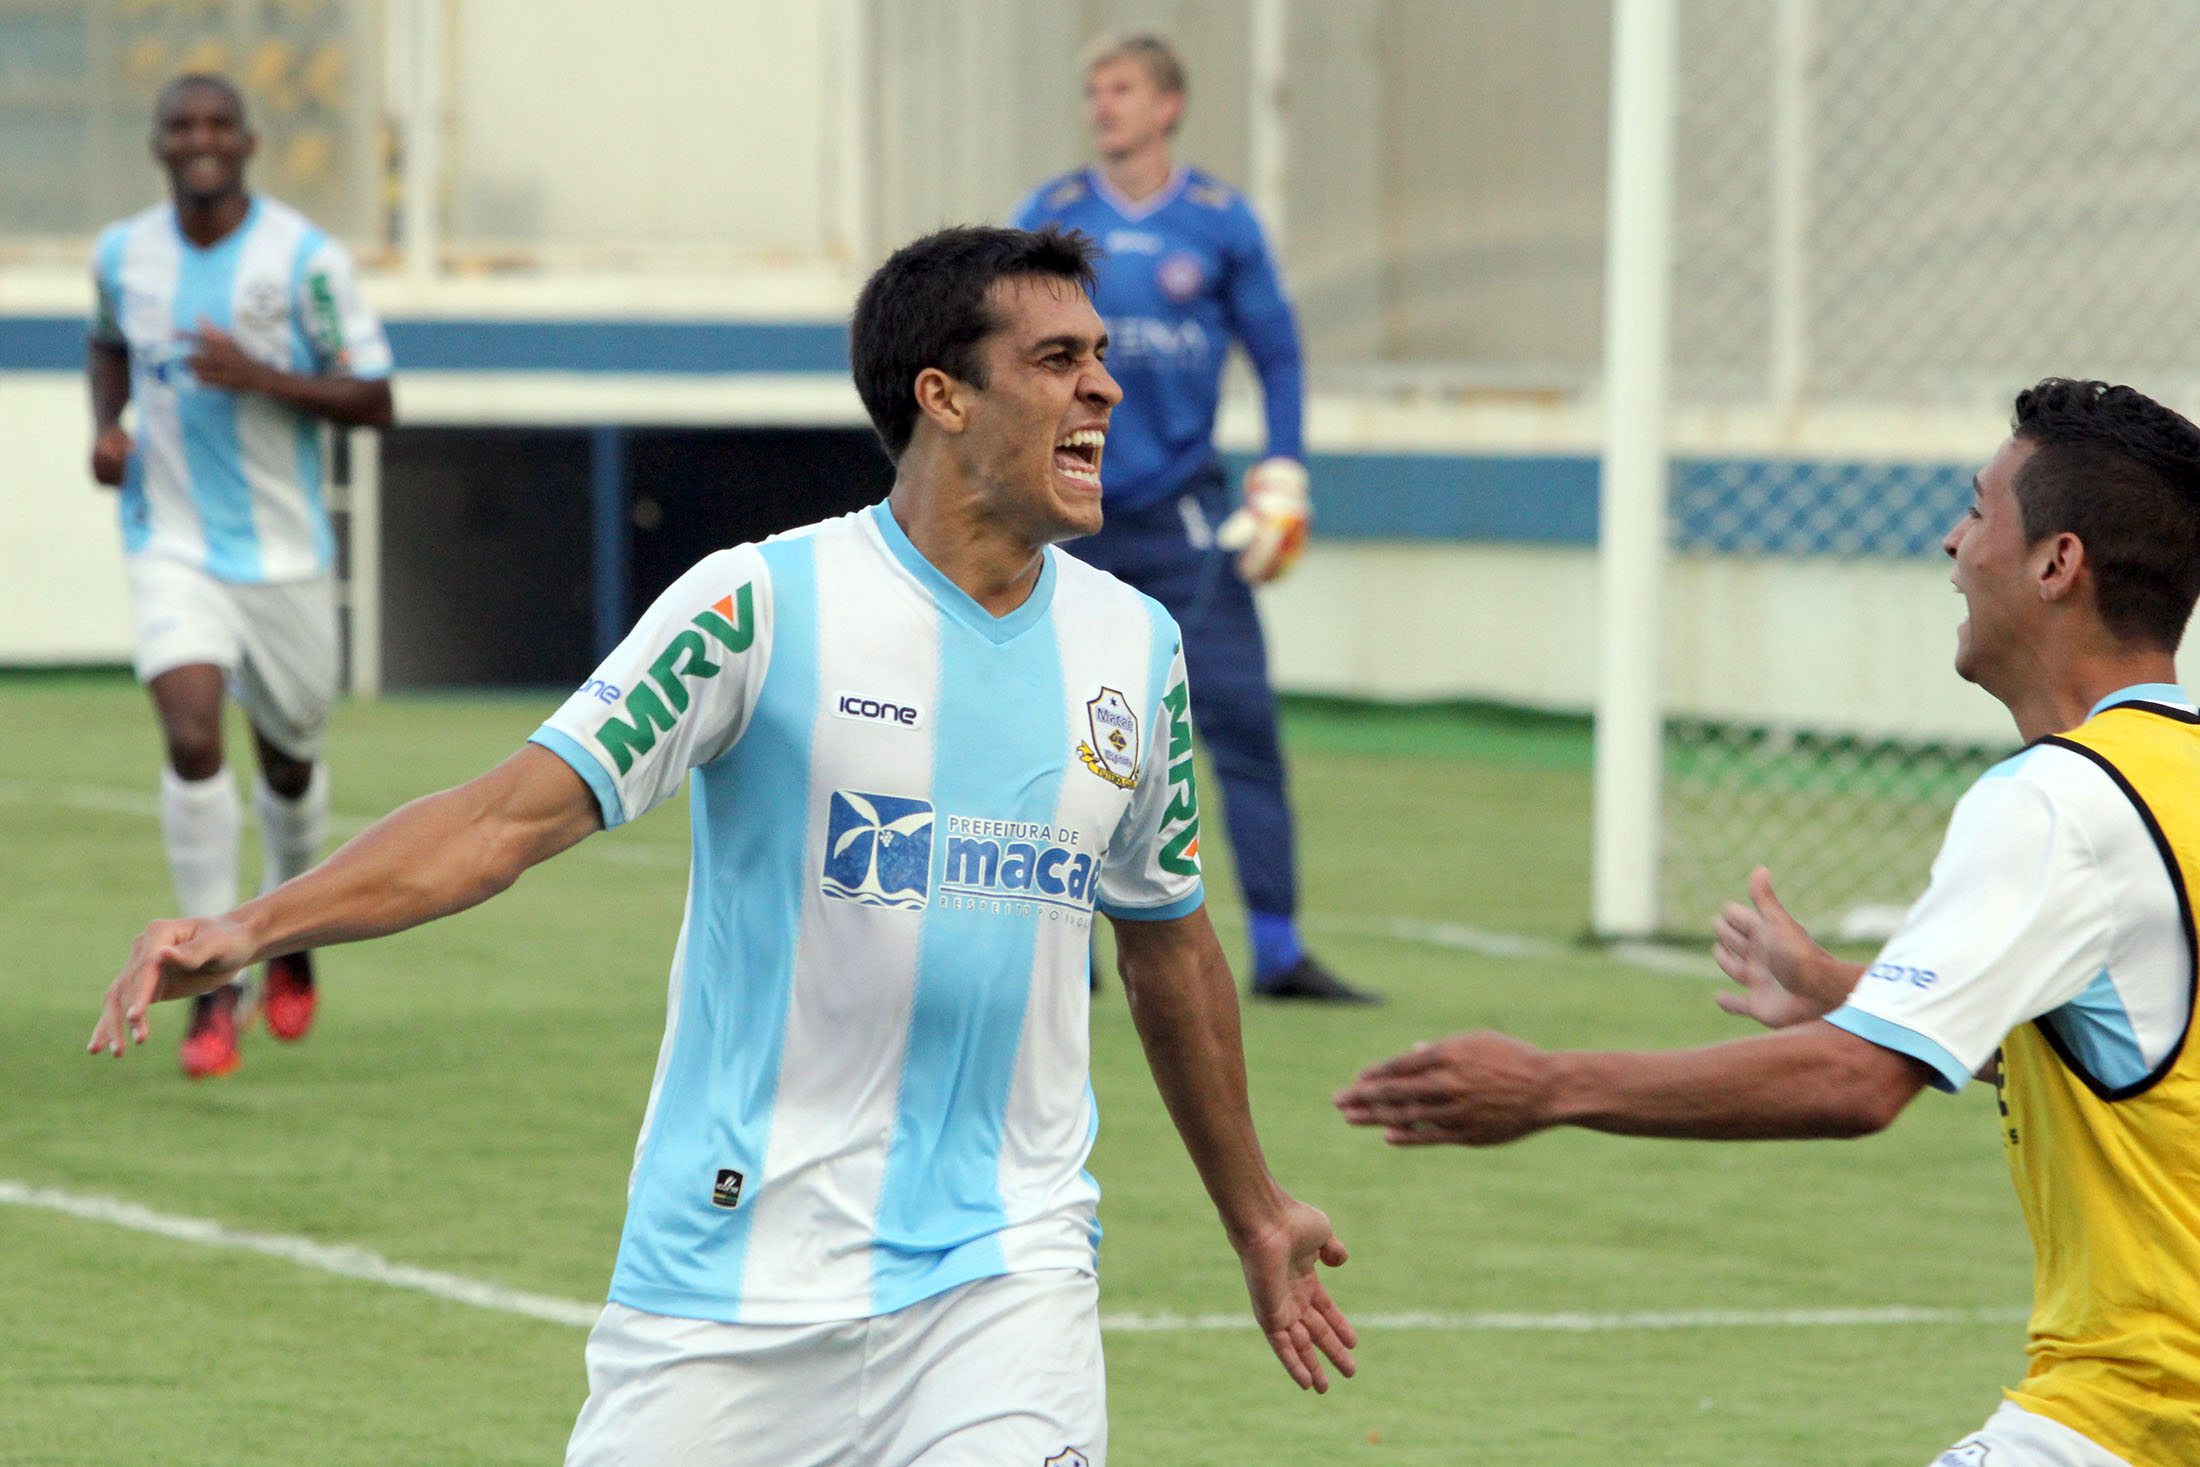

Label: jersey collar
[168,194,260,254]
[867,501,1056,646]
[2090,682,2194,716]
[1087,165,1190,223]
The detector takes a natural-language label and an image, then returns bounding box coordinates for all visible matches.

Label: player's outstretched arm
[1334,1020,1929,1146]
[1712,866,1865,1028]
[1111,906,1357,1392]
[90,745,600,1057]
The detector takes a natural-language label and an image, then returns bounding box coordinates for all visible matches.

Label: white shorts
[565,1269,1106,1467]
[127,555,338,761]
[1931,1402,2135,1467]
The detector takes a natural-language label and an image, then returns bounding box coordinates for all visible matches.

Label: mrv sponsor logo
[833,690,924,729]
[593,584,756,774]
[822,791,934,910]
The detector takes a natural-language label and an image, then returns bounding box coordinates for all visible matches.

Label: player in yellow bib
[1336,378,2200,1466]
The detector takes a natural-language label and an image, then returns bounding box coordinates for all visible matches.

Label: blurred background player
[86,73,394,1078]
[1011,33,1376,1003]
[1339,380,2200,1467]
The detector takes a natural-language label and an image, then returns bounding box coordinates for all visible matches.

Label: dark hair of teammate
[156,72,248,127]
[2009,378,2200,650]
[850,225,1100,463]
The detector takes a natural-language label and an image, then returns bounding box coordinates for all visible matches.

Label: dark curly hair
[850,226,1099,463]
[2010,378,2200,650]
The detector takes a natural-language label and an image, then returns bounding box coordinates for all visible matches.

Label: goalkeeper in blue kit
[1012,32,1375,1002]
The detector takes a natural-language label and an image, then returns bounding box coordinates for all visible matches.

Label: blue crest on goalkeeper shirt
[822,791,933,910]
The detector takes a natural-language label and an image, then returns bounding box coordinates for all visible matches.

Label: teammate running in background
[87,73,394,1078]
[93,225,1353,1465]
[1340,380,2200,1467]
[1012,33,1376,1003]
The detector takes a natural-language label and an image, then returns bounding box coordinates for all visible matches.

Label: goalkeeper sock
[1249,911,1304,982]
[160,765,241,919]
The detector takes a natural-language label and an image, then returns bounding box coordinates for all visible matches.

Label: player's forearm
[1116,916,1291,1243]
[247,370,394,428]
[1239,313,1306,462]
[1544,1023,1920,1141]
[87,343,131,429]
[225,748,597,963]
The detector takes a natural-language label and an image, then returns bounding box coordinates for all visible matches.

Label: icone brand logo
[833,691,924,729]
[1864,960,1937,990]
[594,584,756,774]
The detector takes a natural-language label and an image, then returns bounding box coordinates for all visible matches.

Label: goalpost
[1595,0,2200,938]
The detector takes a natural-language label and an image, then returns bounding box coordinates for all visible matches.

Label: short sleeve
[89,227,127,348]
[530,548,772,829]
[1095,637,1204,921]
[1827,771,2112,1092]
[294,237,393,379]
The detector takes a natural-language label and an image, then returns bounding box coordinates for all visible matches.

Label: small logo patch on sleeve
[712,1168,745,1209]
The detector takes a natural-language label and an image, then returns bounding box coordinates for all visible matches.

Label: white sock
[253,766,328,894]
[160,765,241,919]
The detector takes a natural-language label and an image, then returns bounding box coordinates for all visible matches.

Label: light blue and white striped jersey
[90,197,393,584]
[531,502,1205,1325]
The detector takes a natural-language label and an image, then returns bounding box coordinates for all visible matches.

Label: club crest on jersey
[1043,1450,1091,1467]
[1077,687,1140,788]
[822,791,934,910]
[1157,251,1206,302]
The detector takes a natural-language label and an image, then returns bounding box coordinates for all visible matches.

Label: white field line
[0,1179,2022,1336]
[0,779,1716,979]
[0,1179,600,1328]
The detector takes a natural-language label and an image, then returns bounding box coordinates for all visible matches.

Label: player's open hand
[1233,1195,1356,1393]
[184,319,270,393]
[89,916,258,1058]
[1712,866,1838,1029]
[90,424,133,487]
[1334,1031,1557,1146]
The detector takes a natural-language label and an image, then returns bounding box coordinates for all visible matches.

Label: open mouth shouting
[1054,428,1105,487]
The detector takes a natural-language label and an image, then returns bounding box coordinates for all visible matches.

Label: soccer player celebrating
[1011,34,1375,1002]
[92,226,1354,1465]
[1338,379,2200,1466]
[87,73,394,1078]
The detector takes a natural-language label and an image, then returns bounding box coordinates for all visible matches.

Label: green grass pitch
[1,672,2033,1465]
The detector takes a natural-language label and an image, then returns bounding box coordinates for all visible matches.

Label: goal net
[1649,0,2200,934]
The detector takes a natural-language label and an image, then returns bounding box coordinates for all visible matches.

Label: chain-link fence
[1656,0,2200,933]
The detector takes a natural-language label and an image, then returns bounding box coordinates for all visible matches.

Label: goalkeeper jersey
[90,196,392,584]
[1010,166,1304,511]
[532,502,1205,1325]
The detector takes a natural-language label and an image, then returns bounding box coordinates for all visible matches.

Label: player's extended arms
[87,341,133,486]
[185,321,394,428]
[90,745,600,1057]
[1334,1019,1931,1147]
[1111,906,1357,1393]
[1711,866,1866,1028]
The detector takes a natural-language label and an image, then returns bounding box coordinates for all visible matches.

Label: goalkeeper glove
[1216,457,1311,584]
